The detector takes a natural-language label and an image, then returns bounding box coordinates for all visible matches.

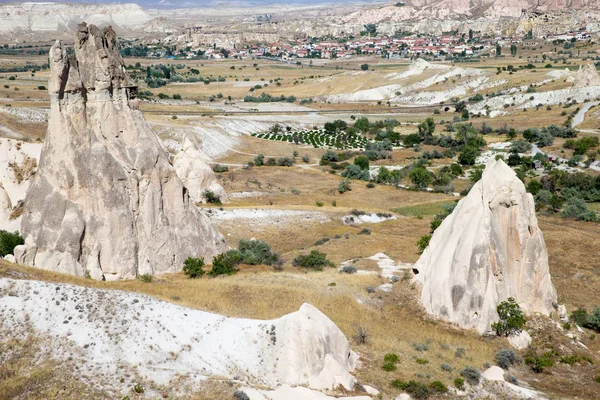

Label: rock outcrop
[573,63,600,88]
[0,278,360,393]
[414,159,557,333]
[172,136,227,203]
[15,23,227,280]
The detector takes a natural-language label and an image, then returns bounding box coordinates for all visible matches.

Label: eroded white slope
[0,278,359,393]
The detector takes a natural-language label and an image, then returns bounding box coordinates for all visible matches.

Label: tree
[491,298,525,336]
[417,117,435,143]
[0,230,24,257]
[354,155,370,170]
[363,24,377,36]
[495,43,501,56]
[354,117,370,132]
[458,146,478,165]
[409,166,433,188]
[468,29,474,41]
[360,64,370,71]
[293,250,335,271]
[254,154,265,166]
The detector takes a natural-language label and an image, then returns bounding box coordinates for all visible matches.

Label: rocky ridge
[15,23,227,280]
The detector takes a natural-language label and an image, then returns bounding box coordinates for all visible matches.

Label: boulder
[16,23,227,280]
[508,330,532,350]
[414,159,557,333]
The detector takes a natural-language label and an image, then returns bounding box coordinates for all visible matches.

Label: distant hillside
[0,3,152,35]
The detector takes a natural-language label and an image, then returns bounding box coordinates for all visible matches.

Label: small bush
[416,358,429,364]
[441,363,453,372]
[314,237,330,246]
[203,190,222,205]
[358,228,371,235]
[209,250,243,276]
[495,348,522,369]
[430,381,448,393]
[413,343,429,351]
[384,353,399,363]
[292,250,334,270]
[460,366,481,385]
[404,381,431,399]
[0,230,24,257]
[132,384,144,394]
[454,377,465,390]
[338,179,352,193]
[212,164,229,173]
[391,379,408,389]
[316,201,324,207]
[525,351,555,373]
[507,374,519,385]
[341,265,357,274]
[352,323,369,345]
[455,347,466,358]
[234,390,250,400]
[183,257,205,278]
[138,274,153,283]
[366,182,375,188]
[237,239,281,266]
[382,361,397,371]
[416,235,431,254]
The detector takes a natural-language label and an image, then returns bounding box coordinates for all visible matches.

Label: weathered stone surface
[573,63,600,88]
[16,23,227,280]
[414,159,557,333]
[172,137,227,204]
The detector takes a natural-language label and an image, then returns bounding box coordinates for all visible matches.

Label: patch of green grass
[391,201,456,218]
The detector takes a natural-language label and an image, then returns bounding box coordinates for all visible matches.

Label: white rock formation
[0,278,360,394]
[414,159,557,333]
[172,136,227,203]
[573,63,600,88]
[15,24,227,280]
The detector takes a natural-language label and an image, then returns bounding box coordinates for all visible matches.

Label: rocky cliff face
[414,159,557,333]
[574,63,600,88]
[15,23,227,281]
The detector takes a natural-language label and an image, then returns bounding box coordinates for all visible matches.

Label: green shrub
[316,201,324,207]
[254,154,265,166]
[237,239,281,266]
[430,380,448,393]
[390,379,408,389]
[440,363,453,372]
[416,358,429,364]
[491,297,525,336]
[209,250,243,276]
[338,179,352,193]
[292,250,334,271]
[382,361,397,371]
[525,351,555,373]
[404,381,431,399]
[460,366,481,385]
[358,228,371,235]
[132,384,144,394]
[212,164,229,173]
[0,230,24,257]
[183,257,205,278]
[416,235,431,254]
[203,190,222,205]
[138,274,153,283]
[454,377,465,390]
[384,353,399,363]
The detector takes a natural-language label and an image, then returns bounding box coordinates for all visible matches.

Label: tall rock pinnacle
[15,23,227,280]
[414,159,557,333]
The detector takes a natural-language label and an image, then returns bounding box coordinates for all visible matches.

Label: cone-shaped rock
[414,159,557,333]
[15,23,227,280]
